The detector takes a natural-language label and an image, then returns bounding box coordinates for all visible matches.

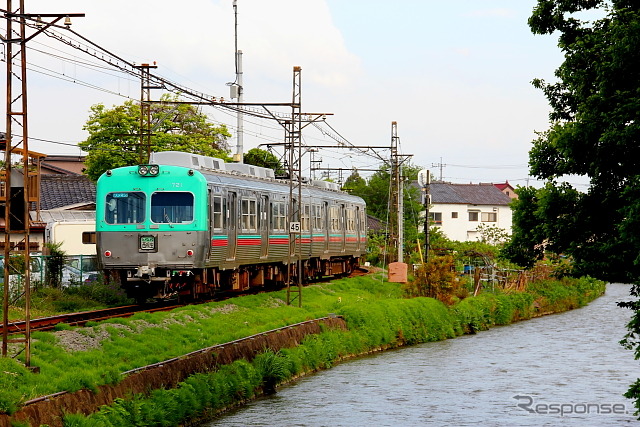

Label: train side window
[151,192,194,224]
[302,204,311,231]
[212,196,223,230]
[330,205,340,231]
[346,208,355,232]
[272,202,286,231]
[313,204,323,230]
[105,192,145,224]
[241,198,257,231]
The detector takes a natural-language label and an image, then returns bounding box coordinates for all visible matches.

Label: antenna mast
[231,0,244,163]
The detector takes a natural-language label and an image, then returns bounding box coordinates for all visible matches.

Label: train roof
[202,169,364,204]
[148,151,364,204]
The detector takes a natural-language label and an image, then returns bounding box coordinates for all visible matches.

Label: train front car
[96,164,210,303]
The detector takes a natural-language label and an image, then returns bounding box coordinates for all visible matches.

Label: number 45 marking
[289,222,301,234]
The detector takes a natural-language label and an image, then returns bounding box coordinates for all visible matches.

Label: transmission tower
[1,4,83,368]
[388,122,412,263]
[286,66,303,306]
[133,63,159,163]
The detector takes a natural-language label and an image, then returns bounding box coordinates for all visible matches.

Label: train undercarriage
[113,256,361,304]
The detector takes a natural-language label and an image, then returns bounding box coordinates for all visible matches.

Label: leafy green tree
[79,94,232,181]
[345,163,425,264]
[512,1,640,281]
[341,169,367,195]
[517,1,640,412]
[243,148,285,176]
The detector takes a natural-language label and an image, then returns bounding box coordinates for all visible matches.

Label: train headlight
[104,250,112,257]
[138,164,160,177]
[186,250,194,257]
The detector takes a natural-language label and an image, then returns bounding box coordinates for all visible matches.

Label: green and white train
[96,151,367,302]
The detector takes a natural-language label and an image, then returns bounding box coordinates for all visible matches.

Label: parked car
[60,256,99,287]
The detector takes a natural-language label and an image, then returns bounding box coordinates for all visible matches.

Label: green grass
[1,273,605,422]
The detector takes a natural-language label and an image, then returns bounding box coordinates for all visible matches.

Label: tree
[243,148,285,176]
[341,169,367,195]
[512,1,640,281]
[345,163,425,264]
[515,1,640,413]
[79,94,231,181]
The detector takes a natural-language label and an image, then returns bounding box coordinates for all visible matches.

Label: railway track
[4,303,182,335]
[4,267,372,336]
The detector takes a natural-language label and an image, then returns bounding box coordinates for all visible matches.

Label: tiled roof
[40,174,96,210]
[367,214,387,233]
[430,182,511,206]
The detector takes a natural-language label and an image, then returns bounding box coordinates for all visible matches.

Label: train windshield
[151,192,194,224]
[105,192,146,224]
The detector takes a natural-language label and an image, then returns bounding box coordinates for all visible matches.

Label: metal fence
[1,254,99,298]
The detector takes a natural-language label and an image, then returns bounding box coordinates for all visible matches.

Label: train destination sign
[139,235,156,251]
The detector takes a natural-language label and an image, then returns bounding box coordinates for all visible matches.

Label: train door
[323,201,329,253]
[260,195,269,259]
[355,206,362,252]
[210,190,225,260]
[227,191,237,260]
[341,204,346,252]
[207,189,213,259]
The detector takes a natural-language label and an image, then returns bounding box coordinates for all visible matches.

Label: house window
[481,212,497,222]
[82,231,96,244]
[468,211,479,222]
[451,212,458,219]
[429,212,442,225]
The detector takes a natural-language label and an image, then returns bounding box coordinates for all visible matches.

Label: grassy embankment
[0,273,605,425]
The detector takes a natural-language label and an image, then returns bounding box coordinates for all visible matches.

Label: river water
[206,283,639,426]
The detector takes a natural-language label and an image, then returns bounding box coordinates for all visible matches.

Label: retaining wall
[1,316,347,427]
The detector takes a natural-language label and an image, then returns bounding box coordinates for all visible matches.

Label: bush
[64,277,133,307]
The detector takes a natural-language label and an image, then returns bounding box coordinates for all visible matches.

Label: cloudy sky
[5,1,578,187]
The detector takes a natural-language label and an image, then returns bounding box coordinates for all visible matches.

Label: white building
[422,182,513,242]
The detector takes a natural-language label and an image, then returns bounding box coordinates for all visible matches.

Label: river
[206,283,639,426]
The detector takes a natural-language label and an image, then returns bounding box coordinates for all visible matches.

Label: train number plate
[139,235,156,251]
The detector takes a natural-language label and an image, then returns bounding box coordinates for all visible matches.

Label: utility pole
[389,122,399,262]
[432,157,446,182]
[418,169,431,262]
[2,5,84,367]
[286,66,303,307]
[388,122,413,264]
[309,147,320,180]
[133,63,158,164]
[231,0,244,163]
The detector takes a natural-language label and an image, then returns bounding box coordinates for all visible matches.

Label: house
[492,181,518,200]
[421,182,513,242]
[367,214,387,235]
[41,154,87,175]
[0,149,96,253]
